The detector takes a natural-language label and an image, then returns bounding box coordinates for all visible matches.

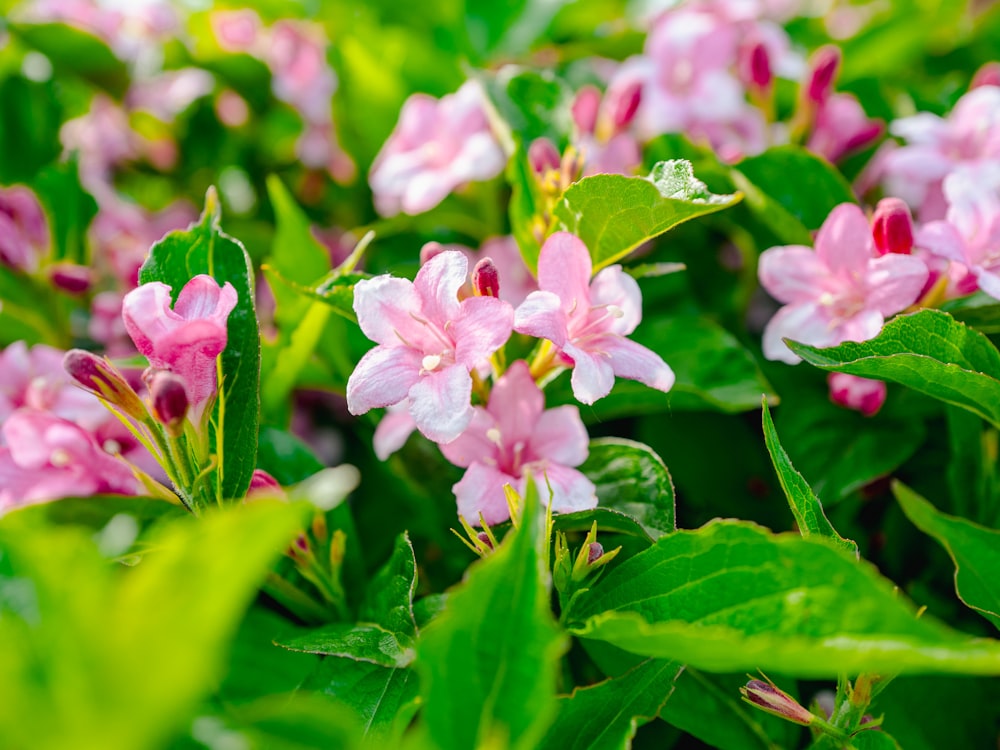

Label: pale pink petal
[598,335,675,394]
[564,342,616,404]
[589,265,643,335]
[346,345,422,415]
[486,361,543,449]
[537,233,593,312]
[532,405,589,467]
[353,276,424,346]
[513,291,569,346]
[174,275,238,322]
[373,402,418,461]
[438,408,496,468]
[121,281,175,358]
[974,269,1000,301]
[413,250,467,326]
[916,221,968,264]
[452,296,513,369]
[407,364,473,444]
[453,461,517,525]
[814,203,875,275]
[758,246,833,304]
[834,308,884,344]
[761,302,835,364]
[864,254,928,316]
[532,463,597,515]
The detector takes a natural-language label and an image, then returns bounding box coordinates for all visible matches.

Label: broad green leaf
[140,188,261,500]
[944,406,1000,525]
[276,623,414,667]
[197,694,361,750]
[0,75,62,184]
[507,144,545,271]
[302,657,419,744]
[761,399,857,556]
[554,160,741,272]
[484,67,572,147]
[735,146,855,232]
[948,301,1000,334]
[0,502,301,750]
[10,23,129,97]
[788,310,1000,429]
[579,438,675,537]
[32,158,98,264]
[540,659,683,750]
[566,521,1000,677]
[552,508,655,542]
[417,482,566,749]
[852,730,903,750]
[361,533,418,638]
[894,482,1000,630]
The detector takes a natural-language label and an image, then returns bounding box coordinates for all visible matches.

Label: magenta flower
[758,203,929,364]
[828,373,886,417]
[0,185,48,272]
[439,361,596,525]
[806,93,883,163]
[346,250,514,444]
[368,81,506,217]
[122,275,238,417]
[0,409,138,511]
[513,233,675,405]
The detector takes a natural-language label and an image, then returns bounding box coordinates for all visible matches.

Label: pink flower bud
[806,46,841,105]
[246,469,287,502]
[740,40,773,90]
[472,257,500,298]
[740,679,816,726]
[586,541,604,564]
[476,531,494,550]
[971,62,1000,89]
[571,85,602,135]
[147,370,189,435]
[49,263,93,294]
[872,198,914,255]
[828,373,886,417]
[604,81,642,132]
[63,349,148,421]
[528,138,561,175]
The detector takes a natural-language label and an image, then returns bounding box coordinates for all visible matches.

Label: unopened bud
[605,80,642,132]
[246,469,287,502]
[571,85,602,135]
[49,263,93,294]
[587,541,604,564]
[740,679,816,726]
[148,370,189,435]
[971,62,1000,89]
[740,40,772,90]
[472,257,500,298]
[476,531,494,550]
[806,46,841,104]
[872,197,914,255]
[63,349,148,421]
[528,137,561,176]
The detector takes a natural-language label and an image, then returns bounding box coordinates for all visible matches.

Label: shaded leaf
[10,23,129,97]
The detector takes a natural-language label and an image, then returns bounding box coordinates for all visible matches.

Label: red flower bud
[472,257,500,298]
[571,85,602,135]
[49,263,93,294]
[63,349,148,421]
[872,197,914,255]
[741,679,816,726]
[148,370,189,435]
[740,40,773,90]
[528,137,562,176]
[605,80,642,132]
[587,541,604,564]
[806,46,841,105]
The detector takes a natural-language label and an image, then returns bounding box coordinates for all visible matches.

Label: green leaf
[417,482,566,749]
[554,160,741,272]
[551,508,655,542]
[484,67,573,146]
[761,399,857,556]
[579,438,675,538]
[507,144,545,272]
[0,75,62,184]
[139,188,261,500]
[948,301,1000,334]
[203,694,362,750]
[894,481,1000,630]
[361,533,418,638]
[735,146,856,232]
[566,521,1000,677]
[852,730,903,750]
[10,23,129,97]
[276,623,414,667]
[788,310,1000,429]
[32,157,99,264]
[540,658,683,750]
[264,176,332,310]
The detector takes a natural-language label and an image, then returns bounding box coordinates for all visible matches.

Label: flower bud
[586,541,604,564]
[741,679,816,726]
[971,62,1000,89]
[476,531,494,550]
[528,137,561,176]
[740,40,772,90]
[604,80,642,133]
[472,257,500,298]
[571,85,602,135]
[871,198,914,255]
[148,370,189,435]
[828,372,886,417]
[246,469,287,502]
[806,46,841,105]
[49,263,93,294]
[63,349,148,421]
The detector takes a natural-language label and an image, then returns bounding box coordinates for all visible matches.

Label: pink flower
[420,236,538,308]
[828,373,886,417]
[758,203,929,364]
[368,81,506,217]
[514,233,675,405]
[346,250,514,444]
[571,83,642,177]
[917,162,1000,299]
[211,9,262,53]
[267,21,337,125]
[806,93,883,163]
[373,400,417,461]
[440,361,596,525]
[0,185,48,271]
[879,85,1000,220]
[0,409,138,511]
[122,275,238,417]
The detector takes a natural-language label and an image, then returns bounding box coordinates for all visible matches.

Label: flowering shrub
[1,1,1000,748]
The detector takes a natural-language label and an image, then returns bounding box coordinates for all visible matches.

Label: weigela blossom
[0,185,48,272]
[571,83,642,176]
[122,275,238,418]
[0,409,138,511]
[828,373,886,417]
[439,361,596,525]
[758,203,929,363]
[347,250,514,444]
[917,162,1000,299]
[514,233,675,405]
[368,81,506,217]
[806,93,883,163]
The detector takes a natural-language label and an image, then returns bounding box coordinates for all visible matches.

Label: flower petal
[346,345,422,416]
[532,405,589,467]
[173,275,237,322]
[413,250,467,326]
[513,291,569,347]
[761,302,834,364]
[353,275,424,346]
[589,265,643,335]
[407,364,473,444]
[599,335,675,394]
[758,246,831,304]
[439,408,496,468]
[814,203,875,276]
[452,296,513,370]
[564,342,616,404]
[122,281,176,358]
[453,461,519,526]
[537,232,593,313]
[486,360,543,449]
[532,463,597,515]
[864,254,928,317]
[372,401,418,461]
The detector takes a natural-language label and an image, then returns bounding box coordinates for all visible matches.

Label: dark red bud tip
[149,370,189,434]
[294,534,309,552]
[740,41,772,90]
[972,62,1000,89]
[528,138,561,176]
[64,349,147,419]
[587,541,604,564]
[49,263,93,294]
[806,45,841,104]
[872,197,914,255]
[607,81,642,132]
[472,257,500,298]
[740,679,815,726]
[476,531,494,550]
[571,85,602,135]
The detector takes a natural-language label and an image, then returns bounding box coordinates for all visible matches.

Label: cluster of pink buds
[350,232,674,524]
